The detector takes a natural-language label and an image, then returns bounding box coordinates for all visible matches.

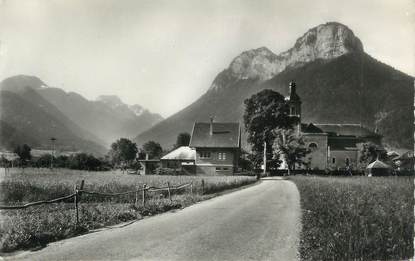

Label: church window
[332,157,336,164]
[309,143,318,150]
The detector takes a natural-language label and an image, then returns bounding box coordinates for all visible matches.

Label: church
[285,82,381,171]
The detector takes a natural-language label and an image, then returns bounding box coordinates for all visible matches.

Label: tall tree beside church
[243,89,292,169]
[272,128,310,175]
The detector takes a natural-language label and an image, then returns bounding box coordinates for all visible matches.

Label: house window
[200,152,211,159]
[218,152,227,160]
[216,167,222,171]
[332,157,336,164]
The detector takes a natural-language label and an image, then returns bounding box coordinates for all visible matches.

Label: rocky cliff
[210,22,363,91]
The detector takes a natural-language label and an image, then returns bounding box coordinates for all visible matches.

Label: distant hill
[37,88,163,145]
[0,75,163,154]
[135,22,413,150]
[0,85,107,155]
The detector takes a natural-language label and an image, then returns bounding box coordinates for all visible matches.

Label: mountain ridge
[209,22,363,92]
[135,22,413,150]
[0,75,163,154]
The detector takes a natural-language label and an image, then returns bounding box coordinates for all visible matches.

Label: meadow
[0,168,256,252]
[290,175,413,261]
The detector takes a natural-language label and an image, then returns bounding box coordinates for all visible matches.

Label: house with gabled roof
[189,119,241,175]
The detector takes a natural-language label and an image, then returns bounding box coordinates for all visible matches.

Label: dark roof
[328,136,357,150]
[314,124,378,137]
[189,122,240,148]
[393,151,414,161]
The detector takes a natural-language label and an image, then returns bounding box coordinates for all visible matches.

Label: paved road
[8,178,301,261]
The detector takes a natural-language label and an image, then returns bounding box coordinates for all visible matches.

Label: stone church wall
[303,134,328,170]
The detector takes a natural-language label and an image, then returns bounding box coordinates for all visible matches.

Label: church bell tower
[287,81,301,135]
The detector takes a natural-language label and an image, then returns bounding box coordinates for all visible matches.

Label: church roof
[313,124,379,137]
[189,122,241,148]
[328,137,357,150]
[301,123,324,133]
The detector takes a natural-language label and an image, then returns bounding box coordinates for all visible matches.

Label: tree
[272,128,310,175]
[142,141,163,159]
[243,89,293,170]
[238,149,253,171]
[136,149,147,160]
[0,155,10,168]
[175,132,191,147]
[359,142,387,167]
[55,155,69,168]
[109,138,138,167]
[35,154,54,168]
[14,144,32,165]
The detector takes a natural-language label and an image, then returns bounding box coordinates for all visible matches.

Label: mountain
[37,89,163,145]
[0,75,163,154]
[135,22,413,150]
[0,81,107,155]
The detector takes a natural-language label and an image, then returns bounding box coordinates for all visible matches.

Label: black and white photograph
[0,0,413,260]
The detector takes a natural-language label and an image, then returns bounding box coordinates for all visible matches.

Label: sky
[0,0,413,117]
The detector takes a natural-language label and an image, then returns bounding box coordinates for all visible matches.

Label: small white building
[160,146,196,174]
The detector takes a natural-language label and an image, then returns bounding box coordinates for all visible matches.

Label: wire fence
[0,179,202,225]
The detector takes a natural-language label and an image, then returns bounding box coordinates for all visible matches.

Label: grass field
[0,168,256,252]
[290,175,413,260]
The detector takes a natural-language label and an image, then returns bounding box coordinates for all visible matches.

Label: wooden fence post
[77,180,85,224]
[201,179,205,195]
[167,182,171,202]
[142,184,146,207]
[79,180,85,198]
[74,184,79,226]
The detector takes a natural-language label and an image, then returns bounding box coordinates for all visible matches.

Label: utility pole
[263,140,267,176]
[50,137,56,169]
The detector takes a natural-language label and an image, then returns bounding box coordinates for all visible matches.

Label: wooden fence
[0,179,202,226]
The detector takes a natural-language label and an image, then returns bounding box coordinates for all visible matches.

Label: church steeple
[287,81,301,134]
